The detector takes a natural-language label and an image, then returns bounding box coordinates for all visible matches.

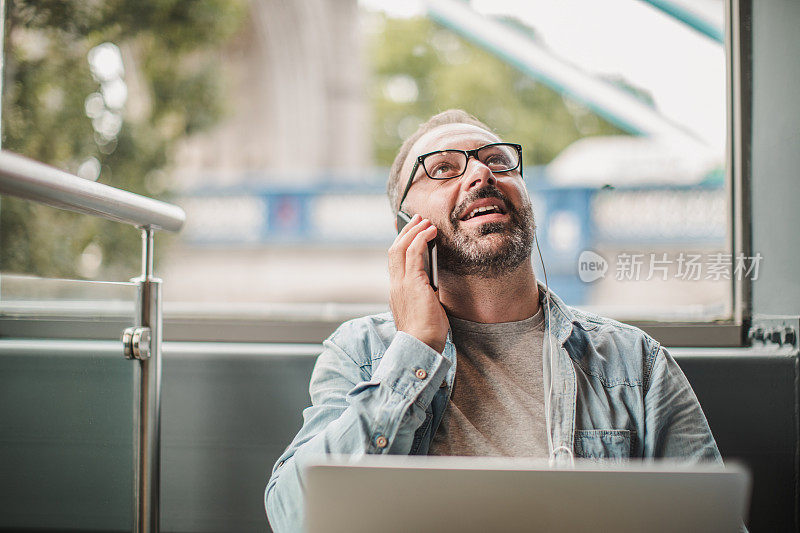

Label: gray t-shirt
[429,306,548,457]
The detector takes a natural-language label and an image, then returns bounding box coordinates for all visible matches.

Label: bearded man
[264,110,721,532]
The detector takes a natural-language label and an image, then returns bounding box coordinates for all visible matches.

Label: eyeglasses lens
[477,144,518,172]
[422,151,466,179]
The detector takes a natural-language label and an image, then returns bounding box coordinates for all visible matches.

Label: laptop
[304,456,750,533]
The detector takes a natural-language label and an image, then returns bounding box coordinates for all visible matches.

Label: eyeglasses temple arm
[397,160,420,211]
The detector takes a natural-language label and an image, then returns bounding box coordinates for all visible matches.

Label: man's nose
[462,157,496,190]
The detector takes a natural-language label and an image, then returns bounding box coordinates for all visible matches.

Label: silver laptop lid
[305,456,750,533]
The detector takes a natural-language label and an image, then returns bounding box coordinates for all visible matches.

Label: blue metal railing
[177,172,726,305]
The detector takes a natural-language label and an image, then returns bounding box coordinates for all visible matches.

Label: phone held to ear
[396,210,438,291]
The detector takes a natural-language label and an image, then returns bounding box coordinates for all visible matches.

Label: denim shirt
[264,283,722,532]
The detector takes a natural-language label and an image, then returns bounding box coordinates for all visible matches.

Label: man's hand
[389,214,449,353]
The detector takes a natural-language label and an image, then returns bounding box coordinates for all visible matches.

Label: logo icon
[578,250,608,283]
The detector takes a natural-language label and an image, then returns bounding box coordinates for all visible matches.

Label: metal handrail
[0,149,182,532]
[0,150,185,232]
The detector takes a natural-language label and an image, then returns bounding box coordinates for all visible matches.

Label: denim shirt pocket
[574,429,633,462]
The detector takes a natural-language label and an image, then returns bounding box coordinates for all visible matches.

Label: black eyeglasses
[397,142,523,211]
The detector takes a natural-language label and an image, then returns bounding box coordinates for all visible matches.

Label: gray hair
[386,109,493,214]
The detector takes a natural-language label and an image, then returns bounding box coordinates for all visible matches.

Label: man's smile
[454,192,512,229]
[459,197,507,221]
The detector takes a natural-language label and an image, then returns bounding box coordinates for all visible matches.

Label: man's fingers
[396,216,430,250]
[405,224,437,278]
[390,215,424,276]
[397,213,421,238]
[389,216,438,284]
[390,214,417,269]
[391,217,430,259]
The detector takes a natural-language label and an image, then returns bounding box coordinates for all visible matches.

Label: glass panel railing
[0,273,137,531]
[0,273,138,339]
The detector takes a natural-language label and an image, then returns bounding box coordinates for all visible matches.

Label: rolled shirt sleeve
[265,330,451,532]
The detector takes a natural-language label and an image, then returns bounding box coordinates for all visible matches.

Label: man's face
[399,123,536,277]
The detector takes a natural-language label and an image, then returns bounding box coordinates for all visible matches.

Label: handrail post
[0,144,183,532]
[132,227,162,533]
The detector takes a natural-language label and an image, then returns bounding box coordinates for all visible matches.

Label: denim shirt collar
[541,281,579,464]
[537,280,576,345]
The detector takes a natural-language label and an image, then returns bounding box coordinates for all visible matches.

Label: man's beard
[435,186,536,278]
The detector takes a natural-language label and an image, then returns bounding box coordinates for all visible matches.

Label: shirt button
[375,435,388,449]
[415,368,428,380]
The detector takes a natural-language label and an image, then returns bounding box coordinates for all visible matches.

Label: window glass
[1,0,735,322]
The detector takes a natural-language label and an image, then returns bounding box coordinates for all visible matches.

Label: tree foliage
[1,0,246,279]
[368,15,621,168]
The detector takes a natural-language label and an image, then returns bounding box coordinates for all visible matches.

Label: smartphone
[396,210,438,291]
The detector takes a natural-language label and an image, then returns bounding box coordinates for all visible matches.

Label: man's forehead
[401,123,502,176]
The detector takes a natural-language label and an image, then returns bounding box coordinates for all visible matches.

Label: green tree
[368,15,622,168]
[1,0,246,280]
